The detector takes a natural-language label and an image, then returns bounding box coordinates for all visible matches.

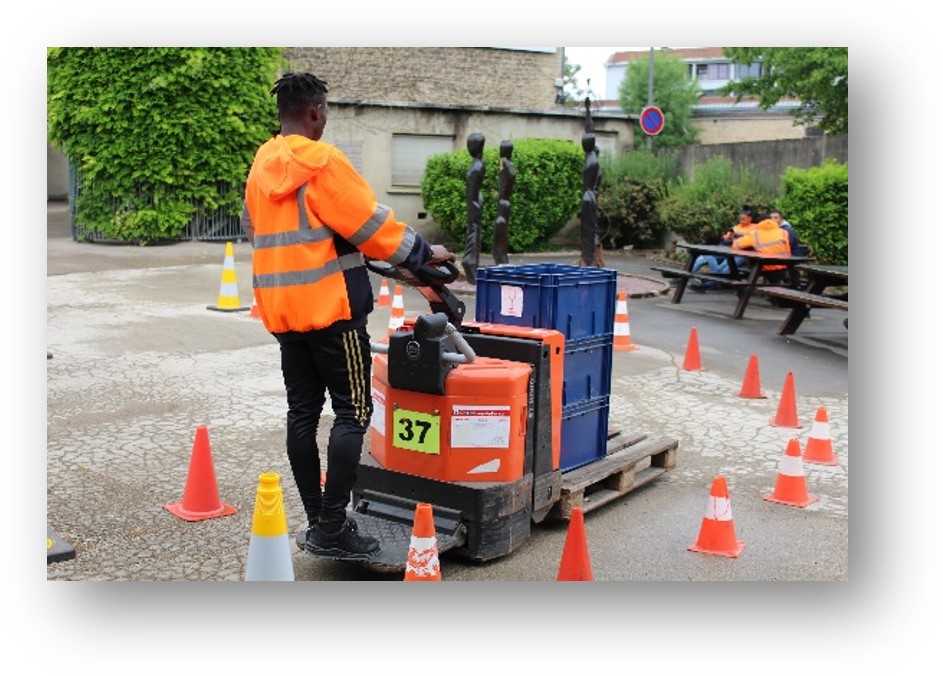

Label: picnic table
[651,242,813,319]
[755,264,849,335]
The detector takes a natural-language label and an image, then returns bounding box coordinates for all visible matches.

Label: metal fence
[68,166,247,243]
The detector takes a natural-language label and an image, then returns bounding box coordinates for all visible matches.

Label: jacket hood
[248,135,332,201]
[755,219,779,230]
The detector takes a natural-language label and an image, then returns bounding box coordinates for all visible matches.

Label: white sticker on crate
[500,285,524,317]
[371,387,385,436]
[451,405,511,448]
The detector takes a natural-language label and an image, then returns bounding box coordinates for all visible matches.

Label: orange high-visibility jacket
[732,218,791,270]
[244,135,433,335]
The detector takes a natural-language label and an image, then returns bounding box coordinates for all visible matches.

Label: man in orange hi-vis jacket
[732,216,792,281]
[243,72,455,560]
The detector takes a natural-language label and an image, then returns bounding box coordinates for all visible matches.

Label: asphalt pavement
[46,201,847,581]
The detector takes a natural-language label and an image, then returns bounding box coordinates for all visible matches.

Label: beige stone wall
[322,102,635,244]
[693,116,808,145]
[284,48,563,111]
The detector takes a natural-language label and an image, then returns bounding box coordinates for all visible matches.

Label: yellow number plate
[392,409,440,454]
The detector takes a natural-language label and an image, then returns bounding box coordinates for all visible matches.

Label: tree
[618,50,702,149]
[720,48,848,135]
[47,47,284,242]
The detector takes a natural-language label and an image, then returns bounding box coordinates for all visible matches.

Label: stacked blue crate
[475,263,617,471]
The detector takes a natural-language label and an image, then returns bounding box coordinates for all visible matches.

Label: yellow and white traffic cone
[207,242,250,312]
[244,472,294,581]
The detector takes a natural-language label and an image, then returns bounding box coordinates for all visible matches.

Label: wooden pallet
[554,429,678,519]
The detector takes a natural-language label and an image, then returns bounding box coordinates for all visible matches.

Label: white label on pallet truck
[371,387,385,436]
[500,285,524,317]
[451,405,511,448]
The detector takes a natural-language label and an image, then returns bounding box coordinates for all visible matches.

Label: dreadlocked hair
[271,72,329,118]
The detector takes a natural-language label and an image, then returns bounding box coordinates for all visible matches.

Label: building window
[392,134,455,187]
[696,63,729,80]
[735,62,762,79]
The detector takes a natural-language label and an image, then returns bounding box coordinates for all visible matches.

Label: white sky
[563,46,648,97]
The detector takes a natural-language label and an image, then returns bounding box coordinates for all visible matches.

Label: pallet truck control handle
[370,317,476,365]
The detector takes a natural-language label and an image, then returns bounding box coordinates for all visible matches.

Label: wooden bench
[755,286,849,335]
[650,265,750,288]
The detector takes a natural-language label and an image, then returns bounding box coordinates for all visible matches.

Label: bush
[656,156,777,244]
[421,138,583,252]
[597,150,679,249]
[47,47,284,243]
[776,160,848,265]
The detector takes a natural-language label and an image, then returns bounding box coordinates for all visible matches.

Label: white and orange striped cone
[377,278,391,307]
[387,284,405,336]
[764,438,818,507]
[803,406,838,465]
[207,241,250,312]
[688,476,745,557]
[244,472,294,581]
[404,502,441,581]
[613,291,639,352]
[249,297,262,320]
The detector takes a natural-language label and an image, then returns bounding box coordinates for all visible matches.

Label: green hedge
[656,156,778,244]
[597,150,679,249]
[421,138,583,252]
[776,160,848,265]
[47,47,284,243]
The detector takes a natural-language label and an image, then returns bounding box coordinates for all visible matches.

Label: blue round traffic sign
[640,105,665,136]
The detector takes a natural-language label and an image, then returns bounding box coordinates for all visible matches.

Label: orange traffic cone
[682,327,703,371]
[764,438,818,507]
[207,242,251,312]
[737,353,766,398]
[244,472,294,581]
[249,297,262,320]
[688,476,745,557]
[404,502,441,581]
[377,278,391,307]
[164,426,237,521]
[388,284,405,336]
[770,371,802,428]
[613,291,639,352]
[557,507,593,581]
[803,406,837,465]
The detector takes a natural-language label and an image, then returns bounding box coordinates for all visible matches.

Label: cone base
[803,456,838,466]
[764,493,818,508]
[769,417,802,429]
[736,389,766,399]
[164,502,237,522]
[207,305,251,312]
[614,344,639,352]
[687,540,745,558]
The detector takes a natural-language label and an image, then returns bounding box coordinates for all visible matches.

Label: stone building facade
[283,47,565,110]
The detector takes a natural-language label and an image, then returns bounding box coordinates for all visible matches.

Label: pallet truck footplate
[296,506,466,573]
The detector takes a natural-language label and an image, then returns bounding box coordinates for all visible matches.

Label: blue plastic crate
[563,334,614,407]
[475,264,617,341]
[560,395,610,472]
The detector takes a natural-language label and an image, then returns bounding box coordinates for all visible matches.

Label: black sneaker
[305,518,380,560]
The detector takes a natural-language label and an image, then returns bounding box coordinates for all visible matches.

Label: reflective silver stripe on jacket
[755,231,788,252]
[346,203,391,247]
[252,185,334,250]
[252,184,365,289]
[386,228,416,266]
[254,252,365,289]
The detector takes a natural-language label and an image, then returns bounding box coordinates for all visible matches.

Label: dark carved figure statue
[492,140,515,265]
[462,133,485,284]
[580,132,600,267]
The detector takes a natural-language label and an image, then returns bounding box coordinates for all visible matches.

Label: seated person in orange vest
[687,206,756,292]
[730,216,792,284]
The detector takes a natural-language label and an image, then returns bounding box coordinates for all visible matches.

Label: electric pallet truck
[298,259,678,572]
